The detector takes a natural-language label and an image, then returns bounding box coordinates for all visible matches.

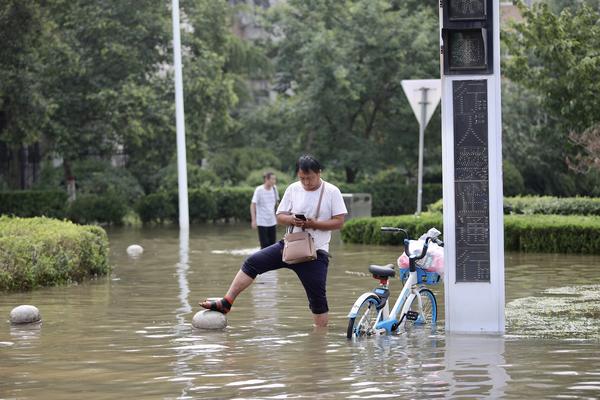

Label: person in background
[200,155,347,328]
[251,172,279,249]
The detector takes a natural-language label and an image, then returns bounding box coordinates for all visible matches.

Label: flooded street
[2,224,600,399]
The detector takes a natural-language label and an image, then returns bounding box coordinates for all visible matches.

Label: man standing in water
[200,155,347,328]
[250,172,279,249]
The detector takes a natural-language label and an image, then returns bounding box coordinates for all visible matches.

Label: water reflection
[172,227,193,399]
[176,228,192,320]
[442,334,509,399]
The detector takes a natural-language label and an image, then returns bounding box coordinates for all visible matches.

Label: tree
[567,124,600,173]
[0,1,52,187]
[503,1,600,195]
[244,0,441,183]
[40,0,172,183]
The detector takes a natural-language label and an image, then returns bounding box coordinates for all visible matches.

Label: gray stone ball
[192,310,227,330]
[9,305,41,325]
[126,244,144,257]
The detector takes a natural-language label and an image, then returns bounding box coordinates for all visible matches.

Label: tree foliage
[502,1,600,194]
[243,0,441,182]
[0,0,266,193]
[0,2,51,147]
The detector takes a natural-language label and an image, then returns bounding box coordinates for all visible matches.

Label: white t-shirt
[276,180,347,252]
[252,185,279,227]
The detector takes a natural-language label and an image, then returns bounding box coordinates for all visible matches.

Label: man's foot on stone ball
[199,296,233,314]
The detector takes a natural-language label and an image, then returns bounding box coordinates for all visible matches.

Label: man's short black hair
[263,171,275,181]
[295,154,322,174]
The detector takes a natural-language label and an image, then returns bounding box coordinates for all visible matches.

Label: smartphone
[294,214,307,221]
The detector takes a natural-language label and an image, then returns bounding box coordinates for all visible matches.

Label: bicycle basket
[399,268,441,285]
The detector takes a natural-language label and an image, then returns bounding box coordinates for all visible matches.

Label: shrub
[136,192,176,224]
[208,147,281,184]
[156,163,221,192]
[213,187,255,222]
[341,213,600,254]
[243,169,293,188]
[504,214,600,253]
[427,199,444,213]
[67,194,128,225]
[0,190,67,218]
[137,187,262,224]
[341,213,444,245]
[0,216,110,291]
[188,189,218,222]
[428,196,600,216]
[338,181,442,216]
[36,159,144,206]
[505,196,600,216]
[504,161,526,196]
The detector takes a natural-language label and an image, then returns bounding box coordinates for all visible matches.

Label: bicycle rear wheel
[347,295,380,339]
[406,288,437,327]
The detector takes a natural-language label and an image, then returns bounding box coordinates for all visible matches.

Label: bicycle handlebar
[411,237,431,260]
[381,226,444,270]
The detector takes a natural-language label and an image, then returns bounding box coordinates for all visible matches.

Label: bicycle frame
[374,270,423,334]
[348,227,440,336]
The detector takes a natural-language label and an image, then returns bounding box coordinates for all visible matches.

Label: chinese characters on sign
[453,80,490,282]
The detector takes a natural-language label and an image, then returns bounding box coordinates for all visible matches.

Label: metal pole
[416,87,429,215]
[172,0,189,229]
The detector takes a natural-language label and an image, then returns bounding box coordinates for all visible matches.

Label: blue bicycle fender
[347,292,379,318]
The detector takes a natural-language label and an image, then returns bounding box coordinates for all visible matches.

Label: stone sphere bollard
[9,305,41,325]
[126,244,144,257]
[192,310,227,330]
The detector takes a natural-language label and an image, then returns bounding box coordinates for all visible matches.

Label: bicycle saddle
[368,264,395,278]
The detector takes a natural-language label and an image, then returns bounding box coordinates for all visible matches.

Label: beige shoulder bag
[282,182,326,264]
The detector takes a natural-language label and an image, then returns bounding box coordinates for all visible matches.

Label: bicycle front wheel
[406,288,437,327]
[347,295,380,339]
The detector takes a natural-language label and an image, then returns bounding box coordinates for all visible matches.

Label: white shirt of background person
[251,174,278,228]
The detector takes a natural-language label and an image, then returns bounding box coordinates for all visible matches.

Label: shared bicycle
[346,227,443,339]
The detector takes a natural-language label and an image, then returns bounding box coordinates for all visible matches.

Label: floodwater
[1,224,600,399]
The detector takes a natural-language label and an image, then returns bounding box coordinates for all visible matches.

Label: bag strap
[287,181,326,234]
[314,181,326,220]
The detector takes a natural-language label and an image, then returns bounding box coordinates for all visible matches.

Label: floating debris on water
[344,270,370,277]
[506,284,600,340]
[211,248,259,256]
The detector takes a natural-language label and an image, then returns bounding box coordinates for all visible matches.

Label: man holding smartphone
[200,155,347,328]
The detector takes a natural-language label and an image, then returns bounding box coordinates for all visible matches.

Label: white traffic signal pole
[440,0,505,334]
[172,0,189,230]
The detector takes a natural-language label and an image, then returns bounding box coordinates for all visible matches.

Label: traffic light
[441,0,493,75]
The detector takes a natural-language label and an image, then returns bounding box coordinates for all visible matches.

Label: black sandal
[199,296,233,314]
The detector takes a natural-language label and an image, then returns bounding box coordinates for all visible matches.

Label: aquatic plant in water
[506,285,600,339]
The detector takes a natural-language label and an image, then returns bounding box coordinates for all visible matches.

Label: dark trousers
[241,241,330,314]
[257,225,277,249]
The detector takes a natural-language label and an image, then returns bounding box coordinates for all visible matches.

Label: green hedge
[137,187,256,224]
[341,213,444,246]
[428,196,600,216]
[504,196,600,216]
[338,182,442,216]
[0,190,67,218]
[136,182,442,224]
[0,217,110,291]
[341,213,600,254]
[67,193,128,225]
[0,190,127,225]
